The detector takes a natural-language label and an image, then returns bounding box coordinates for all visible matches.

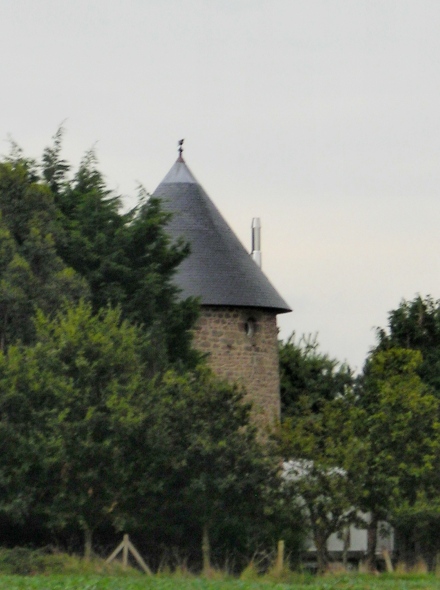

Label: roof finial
[177,138,185,162]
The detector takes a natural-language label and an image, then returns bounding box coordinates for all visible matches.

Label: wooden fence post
[122,534,129,569]
[274,540,285,575]
[106,533,152,575]
[382,548,393,573]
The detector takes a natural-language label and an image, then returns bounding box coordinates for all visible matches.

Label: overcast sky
[1,0,440,372]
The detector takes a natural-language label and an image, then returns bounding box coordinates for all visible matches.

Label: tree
[277,334,357,572]
[0,157,88,349]
[0,302,278,565]
[45,139,200,371]
[368,295,440,565]
[36,301,148,559]
[376,295,440,394]
[279,333,353,416]
[126,367,278,572]
[279,394,362,573]
[0,300,146,559]
[355,347,440,569]
[41,126,70,195]
[0,344,70,526]
[0,130,199,367]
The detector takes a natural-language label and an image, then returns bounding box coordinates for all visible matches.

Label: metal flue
[251,217,262,268]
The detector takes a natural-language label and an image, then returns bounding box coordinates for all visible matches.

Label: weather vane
[178,138,184,159]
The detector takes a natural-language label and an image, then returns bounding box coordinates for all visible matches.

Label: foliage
[0,301,147,557]
[393,493,440,566]
[0,547,49,575]
[369,296,440,563]
[279,393,362,573]
[279,333,353,416]
[278,334,357,572]
[0,130,199,369]
[0,156,88,349]
[0,547,142,576]
[44,134,200,370]
[376,295,440,394]
[0,130,307,565]
[355,347,440,567]
[278,334,440,571]
[124,367,280,571]
[36,301,149,558]
[0,341,73,524]
[0,300,285,565]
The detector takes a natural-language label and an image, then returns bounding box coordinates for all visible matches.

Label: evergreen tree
[0,156,88,349]
[43,136,199,370]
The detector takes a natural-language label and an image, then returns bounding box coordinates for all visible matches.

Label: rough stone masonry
[194,306,281,424]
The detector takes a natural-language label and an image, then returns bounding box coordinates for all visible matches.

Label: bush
[0,547,142,576]
[0,547,49,575]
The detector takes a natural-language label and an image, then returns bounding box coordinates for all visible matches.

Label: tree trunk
[315,531,329,575]
[84,526,93,562]
[366,513,378,572]
[202,522,211,575]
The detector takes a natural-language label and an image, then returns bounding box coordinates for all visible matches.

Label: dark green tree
[126,367,278,572]
[279,333,353,417]
[0,344,70,526]
[16,301,145,559]
[41,126,70,195]
[356,347,440,569]
[0,156,88,349]
[44,138,199,370]
[0,297,153,558]
[368,296,440,565]
[0,131,198,366]
[376,295,440,394]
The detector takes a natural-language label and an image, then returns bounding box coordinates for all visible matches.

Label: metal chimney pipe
[251,217,262,268]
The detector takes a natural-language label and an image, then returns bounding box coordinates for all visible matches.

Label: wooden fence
[106,533,152,575]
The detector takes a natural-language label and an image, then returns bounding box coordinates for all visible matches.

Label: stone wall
[194,305,281,424]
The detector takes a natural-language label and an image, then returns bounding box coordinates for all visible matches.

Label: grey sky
[1,0,440,371]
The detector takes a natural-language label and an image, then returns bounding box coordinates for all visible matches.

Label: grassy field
[0,574,440,590]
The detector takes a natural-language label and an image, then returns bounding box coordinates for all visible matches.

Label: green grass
[0,574,440,590]
[0,550,437,590]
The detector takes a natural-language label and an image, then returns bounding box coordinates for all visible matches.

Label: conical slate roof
[153,157,291,314]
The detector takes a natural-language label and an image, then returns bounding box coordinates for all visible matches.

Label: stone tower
[153,151,291,423]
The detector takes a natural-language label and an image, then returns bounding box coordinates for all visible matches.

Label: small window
[244,318,256,337]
